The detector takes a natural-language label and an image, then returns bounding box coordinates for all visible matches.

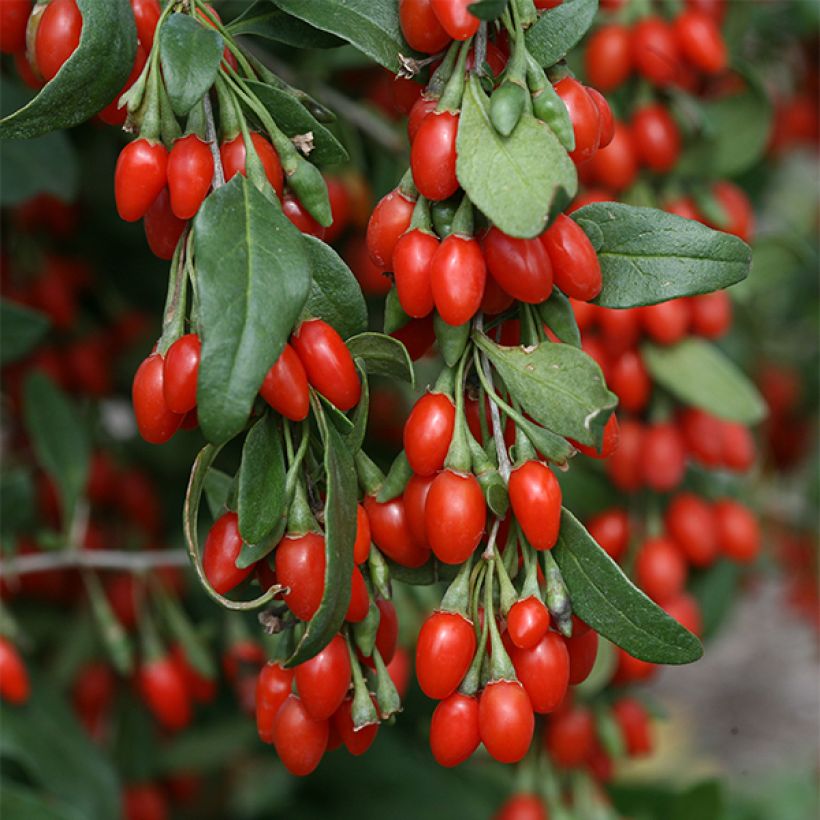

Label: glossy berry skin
[0,637,29,705]
[333,697,379,755]
[366,598,399,667]
[294,634,351,721]
[635,536,687,604]
[430,692,480,767]
[613,697,652,756]
[399,0,449,54]
[483,228,553,304]
[585,24,632,91]
[641,422,687,492]
[599,307,641,356]
[132,354,183,444]
[707,181,755,242]
[632,16,680,86]
[275,532,326,621]
[0,1,30,54]
[403,473,435,547]
[393,229,438,317]
[411,112,460,201]
[587,87,614,148]
[431,0,479,40]
[366,188,416,269]
[714,499,760,563]
[554,77,601,165]
[292,319,361,411]
[606,418,644,491]
[32,0,81,81]
[260,343,310,422]
[282,194,326,240]
[663,592,703,637]
[494,794,547,820]
[609,349,651,413]
[404,391,456,476]
[722,421,755,472]
[425,470,486,564]
[430,234,486,326]
[203,512,254,595]
[115,140,169,222]
[571,413,619,459]
[143,186,186,261]
[674,10,727,74]
[353,504,371,564]
[509,631,569,714]
[545,705,595,768]
[507,597,550,650]
[640,298,691,345]
[137,655,191,732]
[587,121,638,191]
[632,104,681,172]
[690,290,732,339]
[565,628,599,685]
[540,214,602,301]
[508,461,561,551]
[256,661,294,743]
[586,508,630,562]
[479,680,534,764]
[219,133,284,199]
[163,334,200,415]
[665,493,717,567]
[272,694,329,776]
[679,407,724,467]
[415,611,476,700]
[167,135,214,220]
[364,494,430,568]
[131,0,161,50]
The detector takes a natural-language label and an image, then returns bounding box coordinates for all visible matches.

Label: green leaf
[0,677,120,820]
[0,782,84,820]
[194,176,311,444]
[270,0,413,71]
[456,76,576,239]
[0,300,50,365]
[474,333,616,448]
[643,338,767,424]
[237,414,286,545]
[347,332,414,385]
[286,405,357,666]
[159,719,258,773]
[468,0,507,20]
[243,79,348,166]
[571,203,752,308]
[525,0,599,68]
[536,288,581,348]
[0,0,136,139]
[302,235,367,339]
[383,286,411,334]
[553,509,703,664]
[228,3,345,48]
[0,467,35,537]
[22,372,89,530]
[671,781,725,820]
[203,468,233,520]
[159,13,224,117]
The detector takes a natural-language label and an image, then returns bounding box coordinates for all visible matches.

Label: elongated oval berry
[256,661,294,743]
[508,461,561,551]
[167,134,214,220]
[674,9,727,74]
[393,228,438,317]
[275,532,326,621]
[115,139,169,222]
[416,611,476,699]
[260,343,309,422]
[509,631,569,714]
[163,333,200,415]
[364,494,430,568]
[613,697,653,757]
[333,696,379,755]
[203,511,254,595]
[585,24,632,91]
[272,694,329,776]
[565,628,599,685]
[32,0,81,81]
[425,470,486,564]
[220,133,284,198]
[632,104,681,172]
[641,422,686,491]
[632,16,680,86]
[635,536,687,604]
[545,704,595,767]
[507,597,549,650]
[131,0,160,50]
[353,503,371,564]
[495,795,548,820]
[282,193,326,240]
[483,228,553,304]
[665,493,717,567]
[137,654,191,732]
[399,0,450,54]
[132,353,183,444]
[430,234,486,326]
[292,319,361,411]
[479,680,534,764]
[714,499,760,563]
[403,473,435,547]
[0,0,31,54]
[366,188,416,269]
[431,0,480,40]
[554,77,601,165]
[411,111,460,201]
[540,214,602,301]
[586,508,630,562]
[403,391,456,476]
[0,637,29,705]
[143,187,186,261]
[430,692,480,767]
[294,634,351,720]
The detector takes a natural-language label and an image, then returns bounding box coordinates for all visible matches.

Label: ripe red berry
[424,470,486,564]
[31,0,81,81]
[585,24,632,91]
[641,422,687,492]
[131,0,160,50]
[220,133,284,198]
[706,181,755,242]
[353,503,372,564]
[632,104,681,172]
[571,413,619,459]
[399,0,450,54]
[0,637,29,705]
[294,634,351,720]
[0,0,31,54]
[260,343,310,422]
[632,16,680,86]
[430,692,481,767]
[403,391,456,476]
[430,234,486,326]
[587,121,638,191]
[275,532,326,620]
[411,111,460,201]
[508,461,562,551]
[493,794,548,820]
[674,9,727,74]
[366,188,416,269]
[479,680,534,764]
[507,597,550,650]
[137,654,192,732]
[509,631,569,714]
[203,511,254,595]
[587,88,615,148]
[256,661,294,743]
[483,227,554,304]
[690,290,732,338]
[545,705,595,767]
[403,473,435,547]
[609,349,651,414]
[554,77,601,165]
[271,694,329,776]
[393,228,438,318]
[714,499,760,563]
[721,421,755,472]
[163,334,200,415]
[115,139,169,223]
[431,0,479,40]
[282,193,326,240]
[123,783,168,820]
[167,135,214,220]
[565,628,599,685]
[586,508,630,562]
[679,406,725,467]
[540,214,602,302]
[132,353,184,444]
[635,536,688,604]
[663,591,704,636]
[606,417,644,491]
[143,187,186,260]
[365,493,430,568]
[665,493,718,567]
[612,697,653,756]
[332,696,379,755]
[415,611,476,699]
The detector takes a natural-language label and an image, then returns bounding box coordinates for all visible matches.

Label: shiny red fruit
[606,417,644,491]
[203,511,254,595]
[425,470,486,564]
[366,188,415,269]
[609,349,651,413]
[0,637,29,705]
[586,508,630,562]
[137,654,191,732]
[632,104,681,172]
[115,140,169,222]
[411,111,460,201]
[507,597,550,650]
[540,214,602,301]
[364,493,430,568]
[430,692,480,767]
[585,24,632,91]
[479,680,534,764]
[665,493,718,567]
[260,343,310,422]
[167,135,214,220]
[282,193,326,239]
[32,0,81,81]
[295,634,351,720]
[554,77,601,165]
[587,87,615,148]
[393,228,438,317]
[403,391,456,476]
[714,499,760,563]
[403,473,434,547]
[571,413,619,459]
[565,628,599,685]
[640,298,691,345]
[545,705,595,767]
[0,0,31,53]
[635,536,687,604]
[220,133,284,199]
[632,16,680,86]
[399,0,450,54]
[143,188,186,260]
[256,661,294,743]
[353,504,371,564]
[641,422,687,492]
[431,0,479,40]
[272,694,329,776]
[613,697,653,756]
[508,461,561,551]
[131,0,160,49]
[332,697,379,755]
[163,334,200,415]
[415,611,476,699]
[690,290,732,338]
[587,121,638,191]
[706,181,755,242]
[275,532,326,621]
[430,234,486,326]
[132,353,183,444]
[674,9,727,74]
[510,631,569,714]
[493,794,547,820]
[483,227,553,304]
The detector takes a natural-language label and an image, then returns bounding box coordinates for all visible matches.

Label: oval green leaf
[228,2,345,48]
[456,76,577,239]
[525,0,599,68]
[0,0,135,139]
[571,203,752,308]
[347,332,414,385]
[1,300,50,365]
[193,176,311,444]
[553,509,703,664]
[536,287,581,348]
[642,338,767,424]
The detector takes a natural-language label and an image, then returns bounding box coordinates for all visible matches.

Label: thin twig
[203,92,226,188]
[0,549,190,576]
